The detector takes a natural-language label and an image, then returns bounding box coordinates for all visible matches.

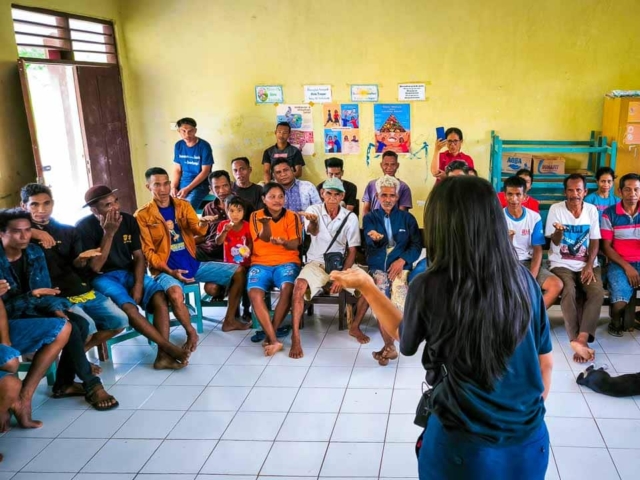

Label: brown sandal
[85,385,119,411]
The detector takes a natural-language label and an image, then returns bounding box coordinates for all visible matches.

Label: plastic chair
[102,282,205,359]
[18,360,56,386]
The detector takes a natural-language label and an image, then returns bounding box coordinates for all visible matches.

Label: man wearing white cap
[290,178,363,359]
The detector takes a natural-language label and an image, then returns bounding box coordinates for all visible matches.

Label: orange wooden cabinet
[602,95,640,177]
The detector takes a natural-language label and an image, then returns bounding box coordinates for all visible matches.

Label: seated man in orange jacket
[135,167,249,334]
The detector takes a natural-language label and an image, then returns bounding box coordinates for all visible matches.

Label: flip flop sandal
[276,325,291,338]
[85,386,119,412]
[52,383,86,399]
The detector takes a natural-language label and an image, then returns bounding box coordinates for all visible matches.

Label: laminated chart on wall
[276,104,314,155]
[373,104,411,154]
[322,103,360,155]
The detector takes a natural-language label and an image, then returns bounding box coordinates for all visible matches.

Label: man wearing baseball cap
[289,177,362,359]
[75,185,191,369]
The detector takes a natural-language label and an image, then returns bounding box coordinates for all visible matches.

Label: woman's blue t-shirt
[401,264,552,445]
[173,138,214,191]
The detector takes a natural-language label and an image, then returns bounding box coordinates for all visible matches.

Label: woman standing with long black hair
[331,175,553,480]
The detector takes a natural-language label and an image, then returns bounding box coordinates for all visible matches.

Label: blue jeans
[154,261,238,291]
[92,270,164,310]
[185,186,210,211]
[247,263,301,291]
[68,290,129,336]
[607,261,640,304]
[419,415,549,480]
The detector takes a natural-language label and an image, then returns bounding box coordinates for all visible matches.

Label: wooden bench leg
[97,342,109,362]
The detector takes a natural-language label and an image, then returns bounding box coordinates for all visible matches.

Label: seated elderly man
[290,178,362,359]
[272,158,321,212]
[355,176,422,365]
[136,167,249,333]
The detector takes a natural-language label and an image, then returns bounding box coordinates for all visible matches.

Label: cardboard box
[501,153,533,174]
[533,155,565,175]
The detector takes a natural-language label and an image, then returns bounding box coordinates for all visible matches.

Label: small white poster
[304,85,332,103]
[398,83,426,101]
[350,84,379,102]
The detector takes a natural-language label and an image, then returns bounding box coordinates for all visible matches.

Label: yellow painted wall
[2,0,640,222]
[118,0,640,223]
[0,0,128,207]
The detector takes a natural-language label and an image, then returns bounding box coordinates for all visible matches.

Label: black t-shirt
[232,182,264,212]
[9,255,29,294]
[262,143,305,169]
[75,212,142,273]
[31,219,91,297]
[316,179,358,208]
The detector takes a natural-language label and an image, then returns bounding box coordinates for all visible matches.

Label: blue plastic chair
[18,360,56,386]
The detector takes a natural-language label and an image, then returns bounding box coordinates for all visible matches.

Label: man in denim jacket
[0,208,117,413]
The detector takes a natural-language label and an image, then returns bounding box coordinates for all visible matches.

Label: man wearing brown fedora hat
[76,185,190,369]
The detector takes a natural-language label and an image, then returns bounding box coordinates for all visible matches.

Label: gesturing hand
[330,268,374,291]
[434,138,448,152]
[367,230,384,242]
[298,212,318,222]
[199,215,218,225]
[32,287,61,297]
[258,216,272,226]
[172,269,195,283]
[223,222,234,232]
[270,237,286,246]
[77,248,102,259]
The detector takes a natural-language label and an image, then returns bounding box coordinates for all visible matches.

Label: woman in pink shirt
[430,127,474,181]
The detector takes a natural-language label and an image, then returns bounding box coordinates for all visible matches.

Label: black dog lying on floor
[577,365,640,397]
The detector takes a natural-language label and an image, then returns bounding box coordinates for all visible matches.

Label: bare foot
[90,363,103,375]
[166,344,191,364]
[262,338,271,347]
[570,340,595,363]
[349,326,370,344]
[183,331,199,352]
[11,397,42,429]
[222,318,251,332]
[0,410,11,433]
[154,352,188,370]
[263,341,283,356]
[289,337,304,359]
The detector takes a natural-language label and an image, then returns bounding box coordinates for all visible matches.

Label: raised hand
[199,215,218,225]
[100,210,122,235]
[223,222,234,232]
[330,268,375,291]
[270,237,285,246]
[298,212,318,222]
[258,216,272,226]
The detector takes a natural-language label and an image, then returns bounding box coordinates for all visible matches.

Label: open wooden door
[17,59,45,183]
[75,65,137,214]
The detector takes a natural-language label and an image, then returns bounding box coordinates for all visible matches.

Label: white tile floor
[1,305,640,479]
